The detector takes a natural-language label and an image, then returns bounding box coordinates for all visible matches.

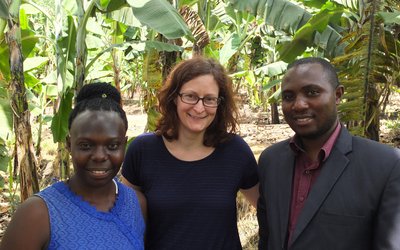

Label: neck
[163,133,214,162]
[177,128,206,148]
[300,121,339,161]
[67,177,117,212]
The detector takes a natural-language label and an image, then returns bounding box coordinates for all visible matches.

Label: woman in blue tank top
[1,83,146,250]
[122,57,259,250]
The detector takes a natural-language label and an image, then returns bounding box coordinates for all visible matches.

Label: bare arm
[0,196,49,250]
[240,183,260,208]
[121,176,147,221]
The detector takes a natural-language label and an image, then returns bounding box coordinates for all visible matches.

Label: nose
[292,96,308,111]
[192,99,206,112]
[92,146,107,161]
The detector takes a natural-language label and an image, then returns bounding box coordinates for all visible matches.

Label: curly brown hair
[156,56,239,147]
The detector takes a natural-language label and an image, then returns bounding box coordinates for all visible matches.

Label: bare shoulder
[0,196,50,250]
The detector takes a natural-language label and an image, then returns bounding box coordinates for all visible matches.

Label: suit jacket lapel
[289,127,352,246]
[278,145,295,247]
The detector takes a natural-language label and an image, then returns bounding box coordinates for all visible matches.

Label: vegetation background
[0,0,399,248]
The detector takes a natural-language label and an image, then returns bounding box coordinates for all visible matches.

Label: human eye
[306,89,320,97]
[79,142,92,151]
[282,92,294,101]
[107,143,120,151]
[204,96,218,106]
[182,93,199,103]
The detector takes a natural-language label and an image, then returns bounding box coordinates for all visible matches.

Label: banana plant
[333,0,400,140]
[229,0,347,62]
[52,0,191,139]
[125,0,192,131]
[1,0,40,201]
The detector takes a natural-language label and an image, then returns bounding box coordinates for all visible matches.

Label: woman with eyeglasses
[121,56,259,250]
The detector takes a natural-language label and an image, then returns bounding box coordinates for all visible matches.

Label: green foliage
[0,21,39,80]
[146,107,161,132]
[386,119,400,130]
[145,41,183,52]
[378,11,400,24]
[332,0,359,10]
[227,0,267,17]
[0,1,9,19]
[0,85,12,142]
[229,0,346,62]
[333,0,400,140]
[51,91,74,143]
[220,33,241,65]
[127,0,193,40]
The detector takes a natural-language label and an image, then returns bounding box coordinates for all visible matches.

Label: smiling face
[67,110,127,188]
[281,63,343,141]
[176,74,219,137]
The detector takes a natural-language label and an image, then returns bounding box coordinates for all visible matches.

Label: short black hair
[287,57,339,88]
[68,82,128,131]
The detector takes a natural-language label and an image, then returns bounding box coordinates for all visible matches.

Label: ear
[66,135,71,152]
[335,85,344,105]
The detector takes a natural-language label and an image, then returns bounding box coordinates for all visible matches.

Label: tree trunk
[112,50,121,93]
[365,85,380,141]
[6,18,39,201]
[74,0,93,92]
[363,0,380,141]
[270,103,280,124]
[270,86,280,124]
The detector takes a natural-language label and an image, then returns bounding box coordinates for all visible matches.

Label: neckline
[55,181,121,217]
[160,135,217,163]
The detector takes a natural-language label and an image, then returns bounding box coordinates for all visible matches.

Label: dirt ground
[0,91,399,247]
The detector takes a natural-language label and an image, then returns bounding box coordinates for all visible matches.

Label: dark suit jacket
[257,127,400,250]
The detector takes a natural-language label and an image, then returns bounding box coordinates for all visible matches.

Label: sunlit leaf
[51,91,73,143]
[254,61,288,76]
[0,88,12,141]
[219,33,241,65]
[24,57,49,71]
[127,0,193,40]
[378,11,400,25]
[145,41,183,52]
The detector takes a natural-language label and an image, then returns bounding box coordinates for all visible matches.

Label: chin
[292,127,319,138]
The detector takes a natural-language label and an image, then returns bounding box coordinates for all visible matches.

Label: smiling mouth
[188,113,207,119]
[87,169,112,176]
[293,116,313,125]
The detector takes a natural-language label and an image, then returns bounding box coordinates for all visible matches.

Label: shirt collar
[289,123,342,162]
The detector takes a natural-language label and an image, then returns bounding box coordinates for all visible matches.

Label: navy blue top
[122,133,258,250]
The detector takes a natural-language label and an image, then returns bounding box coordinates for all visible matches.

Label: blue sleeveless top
[36,181,145,250]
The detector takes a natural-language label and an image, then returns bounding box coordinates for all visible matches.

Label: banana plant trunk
[6,3,39,201]
[363,0,380,141]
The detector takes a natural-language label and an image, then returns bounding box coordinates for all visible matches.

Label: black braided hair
[68,82,128,131]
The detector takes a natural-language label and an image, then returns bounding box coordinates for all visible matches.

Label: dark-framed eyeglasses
[178,93,222,107]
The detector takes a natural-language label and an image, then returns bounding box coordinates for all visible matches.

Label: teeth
[296,118,310,122]
[188,113,205,119]
[91,170,107,174]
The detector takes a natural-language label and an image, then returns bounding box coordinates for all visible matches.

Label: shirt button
[299,196,305,202]
[305,170,311,174]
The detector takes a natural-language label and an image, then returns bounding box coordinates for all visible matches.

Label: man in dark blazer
[257,57,400,250]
